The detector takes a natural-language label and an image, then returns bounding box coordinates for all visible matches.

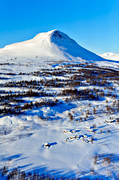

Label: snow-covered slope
[100,52,119,61]
[0,60,119,179]
[0,30,104,61]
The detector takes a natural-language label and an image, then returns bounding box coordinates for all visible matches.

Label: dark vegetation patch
[61,88,105,101]
[0,99,59,116]
[0,63,118,116]
[0,165,109,180]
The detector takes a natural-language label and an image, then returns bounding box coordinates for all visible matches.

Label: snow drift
[0,30,104,61]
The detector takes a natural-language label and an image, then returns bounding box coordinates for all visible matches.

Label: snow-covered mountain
[100,52,119,61]
[1,30,119,179]
[0,30,104,61]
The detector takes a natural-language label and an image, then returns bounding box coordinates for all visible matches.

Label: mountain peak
[33,29,68,41]
[50,30,68,39]
[0,29,104,61]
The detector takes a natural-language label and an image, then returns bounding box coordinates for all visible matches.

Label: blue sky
[0,0,118,53]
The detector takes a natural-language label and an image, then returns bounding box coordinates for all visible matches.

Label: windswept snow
[0,30,104,61]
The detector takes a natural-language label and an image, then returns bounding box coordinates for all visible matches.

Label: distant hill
[100,52,119,61]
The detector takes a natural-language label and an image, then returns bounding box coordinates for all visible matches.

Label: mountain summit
[0,30,104,61]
